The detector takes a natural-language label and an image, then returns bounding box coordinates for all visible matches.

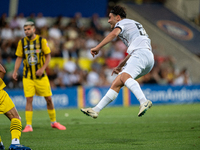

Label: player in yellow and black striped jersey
[12,21,66,133]
[0,64,31,150]
[15,30,50,80]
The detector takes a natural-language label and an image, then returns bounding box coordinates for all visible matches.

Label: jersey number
[135,23,147,36]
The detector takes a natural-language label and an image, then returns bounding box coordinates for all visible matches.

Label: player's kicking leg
[81,108,99,119]
[138,100,152,117]
[81,78,121,119]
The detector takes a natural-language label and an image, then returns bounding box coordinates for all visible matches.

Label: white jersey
[114,19,152,54]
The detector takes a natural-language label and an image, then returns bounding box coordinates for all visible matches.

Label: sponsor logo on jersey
[24,49,41,54]
[36,44,40,49]
[157,20,193,40]
[29,44,34,49]
[28,54,38,65]
[23,45,28,49]
[35,49,40,53]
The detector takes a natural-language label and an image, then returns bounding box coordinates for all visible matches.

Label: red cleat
[22,125,33,132]
[51,122,66,130]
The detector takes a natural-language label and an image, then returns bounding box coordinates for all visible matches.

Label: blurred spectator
[67,12,83,29]
[48,24,62,40]
[74,59,87,85]
[77,38,88,58]
[85,34,99,59]
[16,13,27,30]
[65,26,79,40]
[98,64,111,86]
[0,13,7,29]
[61,40,71,59]
[13,26,24,40]
[1,23,13,40]
[46,36,61,57]
[90,13,104,35]
[62,38,78,58]
[54,15,63,27]
[40,25,49,37]
[64,57,77,74]
[1,42,12,58]
[74,12,84,29]
[46,64,60,89]
[35,13,47,29]
[4,56,15,84]
[86,65,100,86]
[141,70,158,84]
[173,68,192,85]
[56,57,82,87]
[85,36,98,50]
[57,69,71,87]
[27,13,35,23]
[156,66,170,84]
[3,56,20,88]
[9,15,19,29]
[109,40,126,59]
[0,11,194,88]
[0,23,14,58]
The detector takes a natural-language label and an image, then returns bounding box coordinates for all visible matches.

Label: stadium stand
[0,0,200,89]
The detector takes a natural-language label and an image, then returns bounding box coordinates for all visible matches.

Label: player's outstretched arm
[90,28,121,57]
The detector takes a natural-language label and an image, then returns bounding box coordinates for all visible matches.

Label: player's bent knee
[120,73,132,84]
[5,109,21,121]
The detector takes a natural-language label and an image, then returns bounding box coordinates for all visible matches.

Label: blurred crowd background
[0,0,195,89]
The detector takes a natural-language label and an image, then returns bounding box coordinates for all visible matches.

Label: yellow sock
[0,136,2,142]
[47,109,56,123]
[25,111,33,125]
[10,118,22,140]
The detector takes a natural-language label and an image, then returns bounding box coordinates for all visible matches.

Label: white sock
[125,78,147,105]
[93,89,118,112]
[51,121,56,124]
[11,138,20,144]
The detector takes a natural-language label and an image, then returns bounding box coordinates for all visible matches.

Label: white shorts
[120,49,154,79]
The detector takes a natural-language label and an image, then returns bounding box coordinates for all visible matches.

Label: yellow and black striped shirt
[0,78,6,104]
[0,78,6,90]
[16,35,51,79]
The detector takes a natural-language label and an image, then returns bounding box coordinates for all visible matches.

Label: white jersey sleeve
[114,19,152,54]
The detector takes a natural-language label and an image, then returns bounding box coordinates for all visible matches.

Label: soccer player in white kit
[81,5,154,118]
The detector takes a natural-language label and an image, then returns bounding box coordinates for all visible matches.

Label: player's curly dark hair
[110,5,126,18]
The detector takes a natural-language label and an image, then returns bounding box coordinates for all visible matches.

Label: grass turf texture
[0,104,200,150]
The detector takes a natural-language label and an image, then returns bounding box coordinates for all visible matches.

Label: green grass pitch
[1,104,200,150]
